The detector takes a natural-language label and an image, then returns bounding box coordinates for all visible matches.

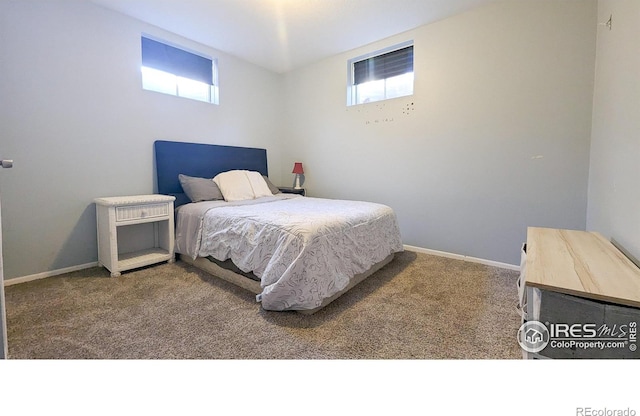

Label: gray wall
[587,0,640,262]
[282,0,597,265]
[0,1,284,280]
[0,0,609,280]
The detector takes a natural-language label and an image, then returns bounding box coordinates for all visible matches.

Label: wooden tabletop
[525,227,640,308]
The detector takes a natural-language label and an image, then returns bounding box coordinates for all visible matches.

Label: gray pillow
[178,174,224,202]
[262,175,280,194]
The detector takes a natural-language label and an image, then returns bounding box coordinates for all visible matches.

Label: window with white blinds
[347,41,414,106]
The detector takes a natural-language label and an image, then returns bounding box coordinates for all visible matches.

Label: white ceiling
[90,0,498,73]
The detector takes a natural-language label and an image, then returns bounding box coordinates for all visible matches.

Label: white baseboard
[403,245,520,271]
[3,262,99,286]
[3,246,519,287]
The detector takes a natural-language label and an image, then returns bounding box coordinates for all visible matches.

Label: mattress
[175,194,403,311]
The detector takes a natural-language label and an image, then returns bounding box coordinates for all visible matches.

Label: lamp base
[294,175,301,189]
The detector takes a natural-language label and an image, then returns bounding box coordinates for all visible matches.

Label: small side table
[278,187,306,196]
[94,194,175,277]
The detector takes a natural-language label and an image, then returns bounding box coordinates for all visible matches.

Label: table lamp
[292,162,304,189]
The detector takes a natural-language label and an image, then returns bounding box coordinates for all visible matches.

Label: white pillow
[246,170,274,198]
[213,170,254,201]
[213,170,273,201]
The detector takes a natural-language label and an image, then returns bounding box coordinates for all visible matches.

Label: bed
[154,140,403,313]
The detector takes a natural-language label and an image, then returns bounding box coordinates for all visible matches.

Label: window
[141,36,219,104]
[347,41,414,106]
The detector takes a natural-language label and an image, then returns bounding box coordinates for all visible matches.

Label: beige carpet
[5,251,522,359]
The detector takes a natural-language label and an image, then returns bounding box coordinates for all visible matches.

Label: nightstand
[94,194,175,277]
[278,187,306,196]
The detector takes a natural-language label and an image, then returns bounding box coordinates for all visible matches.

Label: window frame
[347,40,414,106]
[141,34,219,105]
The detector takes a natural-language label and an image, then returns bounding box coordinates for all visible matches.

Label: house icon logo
[525,328,544,343]
[517,321,549,353]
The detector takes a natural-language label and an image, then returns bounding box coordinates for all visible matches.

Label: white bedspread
[175,195,403,311]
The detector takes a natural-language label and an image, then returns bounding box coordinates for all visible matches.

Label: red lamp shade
[292,162,304,175]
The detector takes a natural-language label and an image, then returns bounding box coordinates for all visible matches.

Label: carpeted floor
[5,251,522,359]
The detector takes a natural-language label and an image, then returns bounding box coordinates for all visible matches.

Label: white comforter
[175,195,403,311]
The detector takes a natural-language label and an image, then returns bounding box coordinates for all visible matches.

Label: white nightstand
[94,194,175,277]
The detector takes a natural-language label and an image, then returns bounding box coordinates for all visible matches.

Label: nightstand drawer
[116,203,169,222]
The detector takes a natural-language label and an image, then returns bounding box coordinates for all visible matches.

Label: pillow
[247,171,274,198]
[213,170,253,201]
[213,170,273,201]
[178,174,224,203]
[213,170,274,201]
[263,175,281,194]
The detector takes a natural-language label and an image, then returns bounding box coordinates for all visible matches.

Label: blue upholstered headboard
[154,140,268,207]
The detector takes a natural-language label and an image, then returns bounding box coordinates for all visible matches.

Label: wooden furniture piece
[278,186,306,196]
[94,194,175,277]
[521,227,640,359]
